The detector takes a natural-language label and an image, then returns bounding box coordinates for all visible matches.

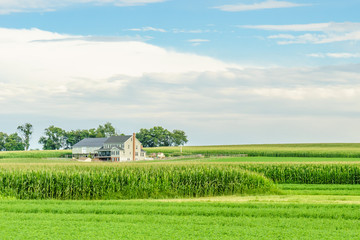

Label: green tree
[4,133,25,151]
[0,132,8,151]
[38,126,66,150]
[96,122,117,137]
[65,129,91,149]
[17,123,33,151]
[171,130,188,146]
[137,126,184,147]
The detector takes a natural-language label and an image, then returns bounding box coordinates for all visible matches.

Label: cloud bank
[215,0,310,12]
[2,27,360,145]
[242,22,360,44]
[0,0,166,14]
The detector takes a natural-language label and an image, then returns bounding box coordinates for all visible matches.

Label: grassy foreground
[1,197,360,239]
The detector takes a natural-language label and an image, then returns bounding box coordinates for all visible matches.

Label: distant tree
[17,123,33,151]
[4,133,25,151]
[96,122,117,137]
[0,132,8,151]
[38,125,66,150]
[137,126,184,148]
[171,130,188,146]
[65,129,88,149]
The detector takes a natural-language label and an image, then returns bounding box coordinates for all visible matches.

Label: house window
[136,146,138,149]
[128,145,130,149]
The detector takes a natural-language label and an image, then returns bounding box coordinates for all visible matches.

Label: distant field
[0,150,71,159]
[145,143,360,158]
[157,156,360,163]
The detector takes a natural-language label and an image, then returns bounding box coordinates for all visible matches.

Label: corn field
[235,163,360,184]
[0,165,275,200]
[146,143,360,158]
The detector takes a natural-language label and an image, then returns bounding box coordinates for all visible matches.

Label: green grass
[145,143,360,158]
[279,184,360,196]
[1,199,360,239]
[0,150,71,159]
[0,158,74,163]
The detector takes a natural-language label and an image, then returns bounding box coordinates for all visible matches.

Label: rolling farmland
[1,144,360,239]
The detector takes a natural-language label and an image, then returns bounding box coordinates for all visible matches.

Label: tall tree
[137,126,184,147]
[96,122,117,137]
[17,123,33,151]
[0,132,8,151]
[4,133,25,151]
[38,125,66,150]
[171,130,188,146]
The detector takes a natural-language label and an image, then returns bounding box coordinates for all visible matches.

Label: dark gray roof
[104,135,132,144]
[97,146,123,151]
[73,138,108,148]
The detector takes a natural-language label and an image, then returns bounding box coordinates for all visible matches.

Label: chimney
[133,133,136,161]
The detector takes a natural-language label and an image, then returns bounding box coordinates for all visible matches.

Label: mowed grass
[1,199,360,239]
[279,184,360,196]
[145,143,360,158]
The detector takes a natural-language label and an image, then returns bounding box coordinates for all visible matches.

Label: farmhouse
[72,133,146,162]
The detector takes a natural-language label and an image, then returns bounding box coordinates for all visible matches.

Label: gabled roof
[104,135,132,144]
[73,138,108,148]
[97,146,124,151]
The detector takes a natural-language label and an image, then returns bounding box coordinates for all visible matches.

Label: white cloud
[3,27,360,146]
[215,0,310,12]
[127,27,166,32]
[307,53,360,58]
[242,22,360,32]
[0,0,167,14]
[187,39,210,46]
[243,22,360,44]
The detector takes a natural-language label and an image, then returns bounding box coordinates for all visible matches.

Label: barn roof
[73,138,108,148]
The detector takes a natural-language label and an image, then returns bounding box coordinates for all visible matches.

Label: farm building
[72,133,146,162]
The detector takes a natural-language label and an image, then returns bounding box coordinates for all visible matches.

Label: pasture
[1,144,360,239]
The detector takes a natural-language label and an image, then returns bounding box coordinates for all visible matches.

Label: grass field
[0,150,71,159]
[1,195,360,239]
[1,144,360,239]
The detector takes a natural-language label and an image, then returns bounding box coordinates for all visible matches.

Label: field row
[145,143,360,158]
[1,199,360,239]
[1,162,360,199]
[2,143,360,159]
[0,165,275,199]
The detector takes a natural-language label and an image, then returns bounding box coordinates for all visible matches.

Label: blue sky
[1,0,360,149]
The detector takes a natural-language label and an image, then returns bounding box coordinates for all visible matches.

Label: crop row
[0,165,275,200]
[145,143,360,158]
[232,163,360,184]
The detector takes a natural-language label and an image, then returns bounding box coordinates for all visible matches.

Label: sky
[1,0,360,149]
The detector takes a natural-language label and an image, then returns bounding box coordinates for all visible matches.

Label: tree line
[0,122,188,151]
[0,123,33,151]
